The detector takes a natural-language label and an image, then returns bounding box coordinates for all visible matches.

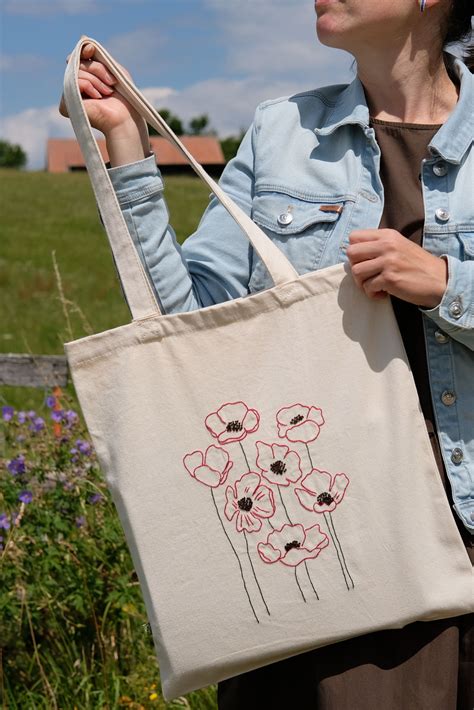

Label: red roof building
[46,136,225,174]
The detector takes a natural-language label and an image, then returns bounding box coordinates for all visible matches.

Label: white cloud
[0,104,104,171]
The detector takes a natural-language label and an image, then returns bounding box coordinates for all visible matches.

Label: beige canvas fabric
[63,37,474,701]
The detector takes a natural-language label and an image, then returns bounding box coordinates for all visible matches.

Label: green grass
[0,168,210,411]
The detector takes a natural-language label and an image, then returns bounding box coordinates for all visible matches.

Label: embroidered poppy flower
[225,472,275,533]
[257,523,329,567]
[183,444,233,488]
[295,469,349,513]
[276,404,325,443]
[255,441,303,487]
[205,401,260,445]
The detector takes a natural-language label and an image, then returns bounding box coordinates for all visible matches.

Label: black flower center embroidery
[317,492,334,506]
[226,420,243,432]
[238,496,253,512]
[284,540,301,552]
[270,459,287,476]
[290,414,304,425]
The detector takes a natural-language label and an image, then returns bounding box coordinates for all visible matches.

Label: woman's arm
[100,116,259,315]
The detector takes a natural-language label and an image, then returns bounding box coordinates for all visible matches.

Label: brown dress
[217,118,474,710]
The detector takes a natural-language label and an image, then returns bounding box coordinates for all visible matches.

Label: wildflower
[18,490,33,504]
[45,395,56,408]
[17,411,27,423]
[63,481,74,491]
[26,410,36,419]
[30,416,45,432]
[276,403,325,444]
[2,406,14,421]
[88,493,103,505]
[16,434,26,442]
[51,410,64,423]
[7,455,26,475]
[75,438,91,455]
[65,410,79,425]
[75,515,86,528]
[0,513,11,530]
[149,692,158,701]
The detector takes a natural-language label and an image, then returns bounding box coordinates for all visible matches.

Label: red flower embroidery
[205,401,260,444]
[276,403,325,443]
[183,445,233,488]
[257,523,329,567]
[255,441,303,487]
[295,469,349,513]
[225,472,275,533]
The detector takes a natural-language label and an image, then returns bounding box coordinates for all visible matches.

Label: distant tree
[220,130,246,163]
[188,114,210,135]
[0,139,27,168]
[148,108,184,136]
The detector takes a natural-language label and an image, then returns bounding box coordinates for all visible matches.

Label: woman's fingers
[78,68,114,95]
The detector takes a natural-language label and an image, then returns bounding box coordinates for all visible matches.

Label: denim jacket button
[434,330,449,344]
[449,300,463,318]
[433,162,448,177]
[435,208,450,222]
[441,390,457,406]
[451,448,464,464]
[277,212,293,226]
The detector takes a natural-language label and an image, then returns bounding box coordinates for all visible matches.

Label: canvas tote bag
[63,36,473,700]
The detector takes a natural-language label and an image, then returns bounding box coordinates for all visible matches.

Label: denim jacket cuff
[419,253,473,334]
[106,152,164,205]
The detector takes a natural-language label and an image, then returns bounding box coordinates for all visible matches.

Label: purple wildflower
[7,455,26,475]
[26,410,36,419]
[30,416,45,432]
[17,411,27,424]
[65,410,79,425]
[11,511,20,525]
[18,490,33,504]
[88,493,103,505]
[76,439,91,456]
[0,513,11,530]
[2,406,14,421]
[75,515,86,528]
[45,395,56,408]
[51,410,64,423]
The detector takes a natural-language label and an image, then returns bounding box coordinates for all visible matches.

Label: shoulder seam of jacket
[256,86,349,112]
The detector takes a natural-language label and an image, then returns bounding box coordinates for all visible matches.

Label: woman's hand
[58,42,142,135]
[346,229,448,308]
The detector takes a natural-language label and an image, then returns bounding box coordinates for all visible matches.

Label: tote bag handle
[63,36,299,320]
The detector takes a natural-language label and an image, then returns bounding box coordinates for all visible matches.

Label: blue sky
[1,0,355,169]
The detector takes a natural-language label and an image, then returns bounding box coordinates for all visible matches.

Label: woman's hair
[444,1,473,72]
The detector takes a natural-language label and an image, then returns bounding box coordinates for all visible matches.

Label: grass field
[0,168,210,411]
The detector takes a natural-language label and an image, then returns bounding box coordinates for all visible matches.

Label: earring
[419,0,427,11]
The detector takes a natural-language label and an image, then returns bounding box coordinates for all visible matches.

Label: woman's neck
[355,49,459,125]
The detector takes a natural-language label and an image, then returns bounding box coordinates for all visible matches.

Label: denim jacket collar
[313,53,473,165]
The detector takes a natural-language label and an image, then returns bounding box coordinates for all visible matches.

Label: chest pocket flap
[252,192,343,235]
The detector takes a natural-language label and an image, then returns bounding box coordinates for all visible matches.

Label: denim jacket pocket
[248,191,344,293]
[457,232,474,260]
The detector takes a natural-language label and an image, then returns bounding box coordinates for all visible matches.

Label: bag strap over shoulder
[63,36,299,320]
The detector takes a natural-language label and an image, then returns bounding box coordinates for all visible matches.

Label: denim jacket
[104,53,474,534]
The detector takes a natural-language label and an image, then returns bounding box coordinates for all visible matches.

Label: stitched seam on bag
[66,274,345,368]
